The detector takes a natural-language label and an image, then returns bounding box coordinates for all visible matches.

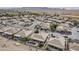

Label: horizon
[0,7,79,10]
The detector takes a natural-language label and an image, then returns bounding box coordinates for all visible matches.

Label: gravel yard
[0,36,40,51]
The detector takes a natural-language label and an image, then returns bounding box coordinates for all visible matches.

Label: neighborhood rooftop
[0,8,79,51]
[30,31,49,42]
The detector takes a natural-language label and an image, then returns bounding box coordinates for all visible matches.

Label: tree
[73,20,79,26]
[53,13,59,17]
[50,23,58,32]
[63,28,73,50]
[19,37,31,44]
[34,29,39,33]
[64,36,70,51]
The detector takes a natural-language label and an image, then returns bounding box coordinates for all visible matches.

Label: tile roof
[15,29,33,37]
[0,26,11,32]
[4,27,21,35]
[48,37,65,49]
[69,43,79,51]
[31,32,49,42]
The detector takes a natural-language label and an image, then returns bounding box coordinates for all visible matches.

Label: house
[3,27,21,39]
[49,18,64,24]
[46,37,65,51]
[14,29,33,40]
[40,22,50,31]
[27,31,49,47]
[18,22,26,26]
[56,24,72,35]
[69,43,79,51]
[0,26,11,35]
[65,21,74,28]
[0,24,5,29]
[0,16,7,20]
[23,18,31,22]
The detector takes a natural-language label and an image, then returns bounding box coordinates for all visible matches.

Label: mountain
[0,7,79,16]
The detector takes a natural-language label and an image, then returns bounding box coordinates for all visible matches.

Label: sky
[0,0,79,7]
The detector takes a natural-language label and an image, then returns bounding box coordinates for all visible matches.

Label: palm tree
[64,36,70,51]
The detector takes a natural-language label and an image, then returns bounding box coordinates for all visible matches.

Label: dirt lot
[0,36,38,51]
